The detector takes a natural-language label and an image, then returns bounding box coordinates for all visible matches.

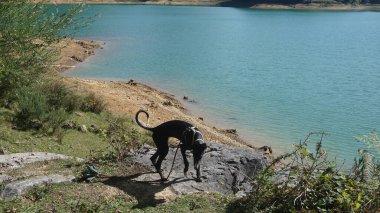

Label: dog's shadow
[102,172,192,209]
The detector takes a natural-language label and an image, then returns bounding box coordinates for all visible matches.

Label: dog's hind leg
[150,150,159,166]
[155,145,169,181]
[150,134,160,166]
[152,135,169,181]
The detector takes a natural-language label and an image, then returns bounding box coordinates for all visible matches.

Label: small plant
[80,93,105,114]
[76,165,102,183]
[25,185,51,202]
[106,118,133,161]
[45,108,69,143]
[68,200,101,213]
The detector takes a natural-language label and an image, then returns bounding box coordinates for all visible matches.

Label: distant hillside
[218,0,380,7]
[49,0,380,8]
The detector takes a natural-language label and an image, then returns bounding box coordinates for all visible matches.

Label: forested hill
[218,0,380,7]
[219,0,380,7]
[50,0,380,8]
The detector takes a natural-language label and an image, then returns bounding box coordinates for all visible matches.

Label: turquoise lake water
[66,5,380,163]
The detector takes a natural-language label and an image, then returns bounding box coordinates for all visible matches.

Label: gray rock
[0,152,83,171]
[127,141,268,195]
[0,174,75,201]
[0,175,12,183]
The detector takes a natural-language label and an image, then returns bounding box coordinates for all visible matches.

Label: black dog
[135,109,207,182]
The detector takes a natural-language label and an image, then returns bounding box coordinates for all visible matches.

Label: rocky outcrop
[127,141,268,196]
[0,152,82,201]
[0,175,12,183]
[0,174,75,201]
[0,152,82,171]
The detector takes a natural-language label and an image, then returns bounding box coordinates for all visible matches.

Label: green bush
[43,81,82,112]
[13,86,49,130]
[0,0,82,98]
[45,108,69,138]
[12,82,76,138]
[80,93,105,114]
[228,132,380,213]
[104,117,145,162]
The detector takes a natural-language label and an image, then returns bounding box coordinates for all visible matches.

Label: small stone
[0,147,5,155]
[163,101,173,106]
[89,124,100,133]
[224,129,238,135]
[74,112,83,117]
[79,125,87,133]
[0,175,12,183]
[62,120,78,129]
[127,79,137,86]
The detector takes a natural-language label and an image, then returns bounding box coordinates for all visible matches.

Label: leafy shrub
[105,117,145,162]
[44,108,69,143]
[13,86,49,130]
[228,132,380,213]
[80,93,105,114]
[42,81,82,112]
[0,0,82,98]
[86,116,153,164]
[12,82,72,140]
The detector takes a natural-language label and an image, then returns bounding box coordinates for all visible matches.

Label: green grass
[145,193,235,213]
[0,110,112,158]
[0,106,236,213]
[1,183,234,213]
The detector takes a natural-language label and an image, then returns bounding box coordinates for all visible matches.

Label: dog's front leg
[180,145,189,178]
[194,163,202,182]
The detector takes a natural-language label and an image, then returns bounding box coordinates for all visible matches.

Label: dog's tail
[135,109,153,131]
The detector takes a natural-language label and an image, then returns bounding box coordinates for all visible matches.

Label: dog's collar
[182,127,204,146]
[189,127,204,143]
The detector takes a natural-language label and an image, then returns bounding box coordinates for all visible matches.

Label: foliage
[80,93,106,114]
[11,79,106,135]
[43,80,82,112]
[228,132,380,213]
[0,0,82,98]
[12,82,75,132]
[355,130,380,155]
[105,117,146,162]
[76,165,102,182]
[1,184,230,213]
[12,85,49,130]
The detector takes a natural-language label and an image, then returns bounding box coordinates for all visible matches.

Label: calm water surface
[66,5,380,163]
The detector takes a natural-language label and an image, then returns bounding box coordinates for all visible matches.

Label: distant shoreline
[46,1,380,11]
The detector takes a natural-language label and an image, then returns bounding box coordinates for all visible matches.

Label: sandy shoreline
[54,39,264,152]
